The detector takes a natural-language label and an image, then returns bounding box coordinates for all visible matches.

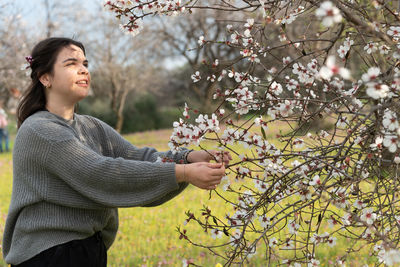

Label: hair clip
[25,56,33,66]
[21,55,33,76]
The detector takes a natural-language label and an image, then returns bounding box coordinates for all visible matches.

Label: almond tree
[106,1,400,266]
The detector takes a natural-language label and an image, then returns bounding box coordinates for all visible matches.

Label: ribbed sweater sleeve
[92,117,189,163]
[23,123,181,208]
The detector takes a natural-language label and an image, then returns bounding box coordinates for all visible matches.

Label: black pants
[11,232,107,267]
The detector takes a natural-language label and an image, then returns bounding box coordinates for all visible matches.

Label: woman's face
[42,44,91,105]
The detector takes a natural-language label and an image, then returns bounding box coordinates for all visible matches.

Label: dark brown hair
[17,37,86,128]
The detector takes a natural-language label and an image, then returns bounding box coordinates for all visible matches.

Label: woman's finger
[207,162,223,168]
[209,177,223,184]
[207,184,218,190]
[209,166,225,175]
[214,151,232,163]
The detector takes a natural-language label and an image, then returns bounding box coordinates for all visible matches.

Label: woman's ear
[39,73,51,88]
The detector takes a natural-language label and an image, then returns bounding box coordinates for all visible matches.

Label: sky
[2,0,187,69]
[3,0,99,35]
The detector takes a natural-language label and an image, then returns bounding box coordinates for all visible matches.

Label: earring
[45,84,51,89]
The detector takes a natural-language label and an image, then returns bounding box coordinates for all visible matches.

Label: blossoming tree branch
[105,0,400,266]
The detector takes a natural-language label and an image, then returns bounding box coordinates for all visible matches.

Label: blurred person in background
[0,103,9,153]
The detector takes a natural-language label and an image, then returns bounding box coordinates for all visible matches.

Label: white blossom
[387,26,400,37]
[360,208,377,225]
[254,179,268,193]
[258,215,271,228]
[342,212,352,226]
[327,236,337,247]
[288,219,300,234]
[364,42,377,54]
[383,135,399,153]
[353,199,366,209]
[381,249,400,266]
[191,71,201,83]
[283,56,291,65]
[119,19,143,37]
[198,35,205,46]
[383,109,399,131]
[269,237,278,247]
[366,83,389,99]
[379,44,390,54]
[337,37,353,58]
[315,1,342,27]
[220,175,231,191]
[270,81,283,95]
[362,67,380,82]
[309,175,321,186]
[319,56,351,80]
[211,228,223,239]
[308,258,320,267]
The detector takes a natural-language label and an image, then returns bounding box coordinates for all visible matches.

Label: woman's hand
[187,150,232,166]
[176,162,225,190]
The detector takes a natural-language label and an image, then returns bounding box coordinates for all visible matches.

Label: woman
[2,37,231,267]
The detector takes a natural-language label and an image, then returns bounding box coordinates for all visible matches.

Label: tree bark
[115,88,130,133]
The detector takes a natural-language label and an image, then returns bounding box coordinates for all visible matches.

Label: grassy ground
[0,125,375,266]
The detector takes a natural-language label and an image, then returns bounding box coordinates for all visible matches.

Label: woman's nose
[79,65,89,75]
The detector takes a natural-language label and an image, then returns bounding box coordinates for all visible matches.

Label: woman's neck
[45,104,75,121]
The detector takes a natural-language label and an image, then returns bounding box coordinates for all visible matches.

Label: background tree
[150,9,246,112]
[0,4,32,112]
[82,11,167,133]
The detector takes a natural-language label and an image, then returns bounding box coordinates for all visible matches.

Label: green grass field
[0,127,376,266]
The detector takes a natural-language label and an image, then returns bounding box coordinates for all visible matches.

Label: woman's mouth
[76,80,89,87]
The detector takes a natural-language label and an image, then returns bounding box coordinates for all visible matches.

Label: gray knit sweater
[2,111,189,265]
